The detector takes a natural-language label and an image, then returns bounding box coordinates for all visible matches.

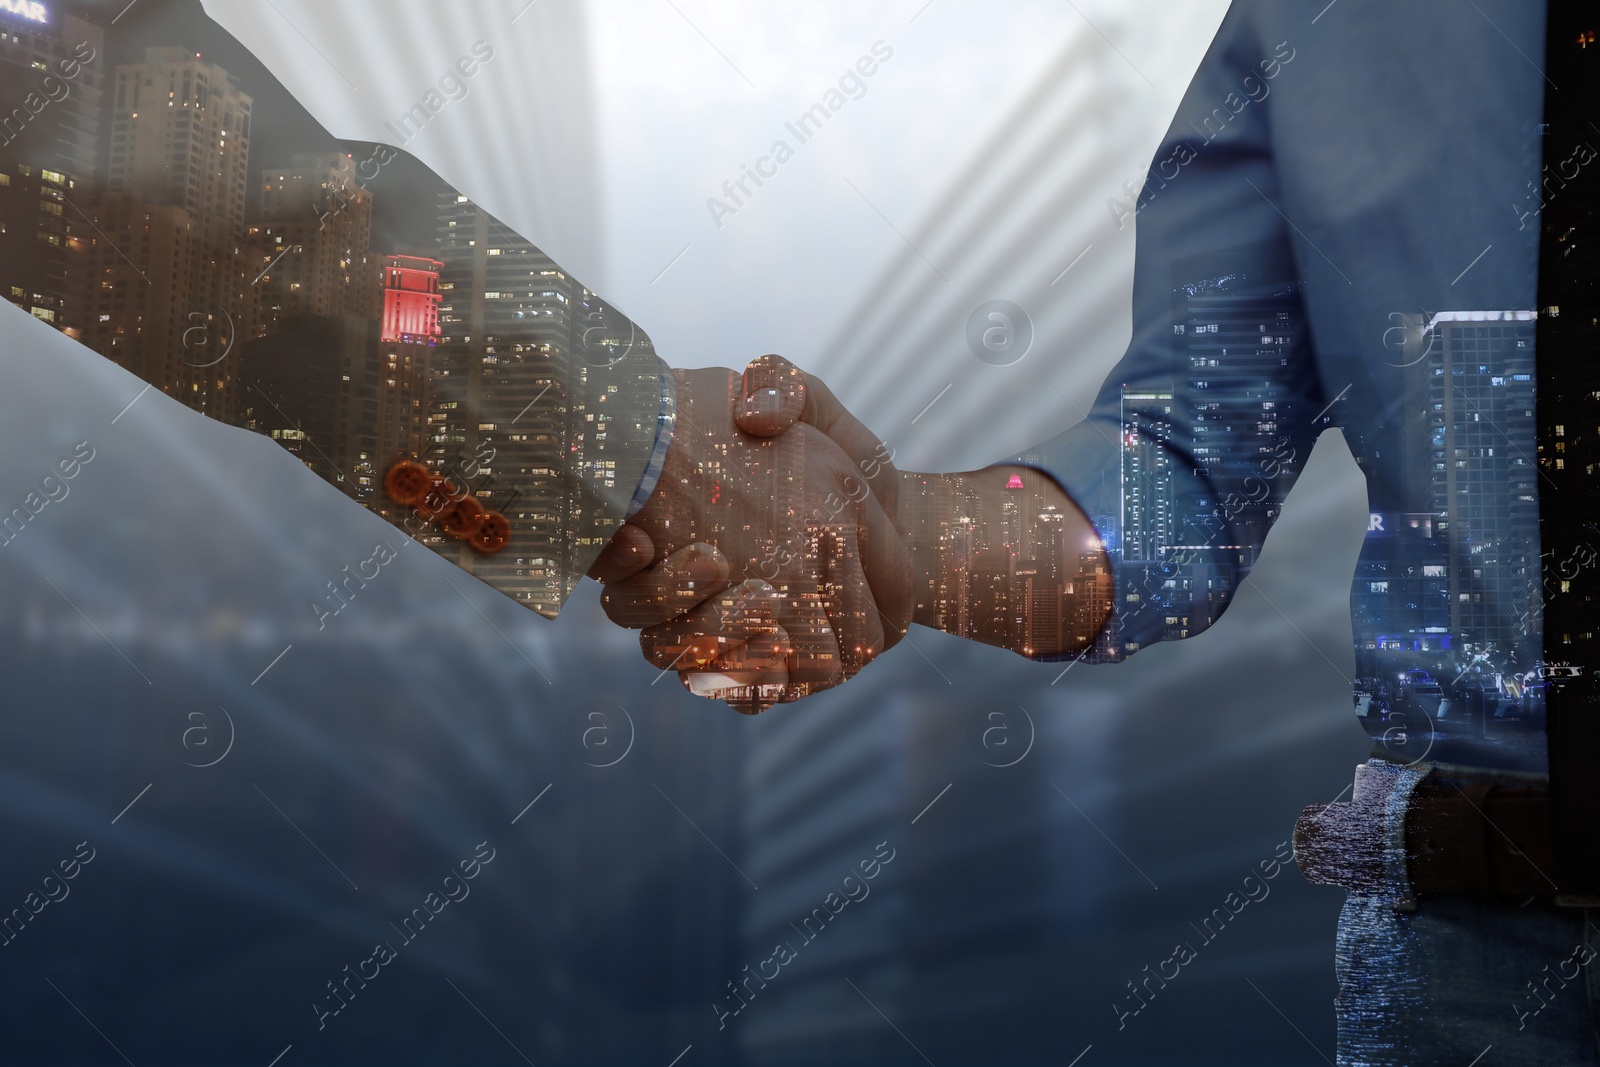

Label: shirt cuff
[625,362,676,519]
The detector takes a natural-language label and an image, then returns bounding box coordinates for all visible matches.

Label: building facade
[0,3,103,337]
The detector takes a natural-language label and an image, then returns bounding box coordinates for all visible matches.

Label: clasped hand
[587,355,914,714]
[587,354,1109,713]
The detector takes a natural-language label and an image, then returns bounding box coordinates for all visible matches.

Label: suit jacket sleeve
[1,1,670,621]
[1026,5,1326,660]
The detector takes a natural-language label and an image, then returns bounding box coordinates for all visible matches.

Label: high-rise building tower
[968,544,1014,648]
[380,252,440,344]
[105,47,248,247]
[431,194,582,615]
[426,194,663,615]
[80,193,237,415]
[1108,270,1295,653]
[370,254,439,513]
[1179,277,1298,544]
[80,46,251,421]
[0,6,104,337]
[1422,311,1540,667]
[243,151,376,339]
[1118,389,1177,564]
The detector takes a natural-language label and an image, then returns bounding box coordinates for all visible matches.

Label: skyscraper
[1414,311,1541,669]
[244,151,377,339]
[967,544,1014,649]
[380,252,439,344]
[1119,389,1177,564]
[0,4,103,337]
[1123,270,1297,651]
[370,254,439,514]
[430,195,666,615]
[105,47,248,247]
[429,194,573,612]
[80,46,250,421]
[1178,274,1299,545]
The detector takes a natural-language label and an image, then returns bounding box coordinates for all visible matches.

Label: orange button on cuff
[415,477,464,521]
[384,460,511,556]
[440,495,486,539]
[469,511,512,555]
[383,460,431,507]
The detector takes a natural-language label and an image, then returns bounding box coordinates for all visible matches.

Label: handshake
[586,355,1111,714]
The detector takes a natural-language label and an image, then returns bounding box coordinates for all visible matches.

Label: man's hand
[589,361,915,714]
[732,356,1111,660]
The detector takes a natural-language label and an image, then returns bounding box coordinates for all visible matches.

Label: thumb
[735,353,900,519]
[736,353,807,436]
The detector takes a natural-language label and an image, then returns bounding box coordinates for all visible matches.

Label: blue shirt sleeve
[625,360,677,519]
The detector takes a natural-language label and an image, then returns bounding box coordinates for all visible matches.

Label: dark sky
[65,0,444,253]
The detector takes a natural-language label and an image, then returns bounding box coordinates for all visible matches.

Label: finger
[639,579,782,670]
[736,356,899,518]
[681,623,793,715]
[601,542,731,629]
[587,523,656,583]
[852,487,916,652]
[736,353,807,437]
[817,524,887,677]
[801,372,899,518]
[776,580,845,697]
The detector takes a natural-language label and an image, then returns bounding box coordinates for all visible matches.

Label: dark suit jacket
[1033,0,1547,770]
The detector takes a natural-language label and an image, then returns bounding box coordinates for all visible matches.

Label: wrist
[893,470,955,630]
[893,465,1109,656]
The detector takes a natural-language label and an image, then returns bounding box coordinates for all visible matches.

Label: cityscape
[0,0,1124,708]
[897,464,1112,661]
[0,0,1581,741]
[5,4,1594,1065]
[0,0,663,619]
[1348,311,1547,750]
[1098,281,1551,751]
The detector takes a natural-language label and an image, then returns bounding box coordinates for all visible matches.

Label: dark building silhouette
[242,151,377,341]
[0,4,103,337]
[236,312,375,497]
[1536,25,1600,664]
